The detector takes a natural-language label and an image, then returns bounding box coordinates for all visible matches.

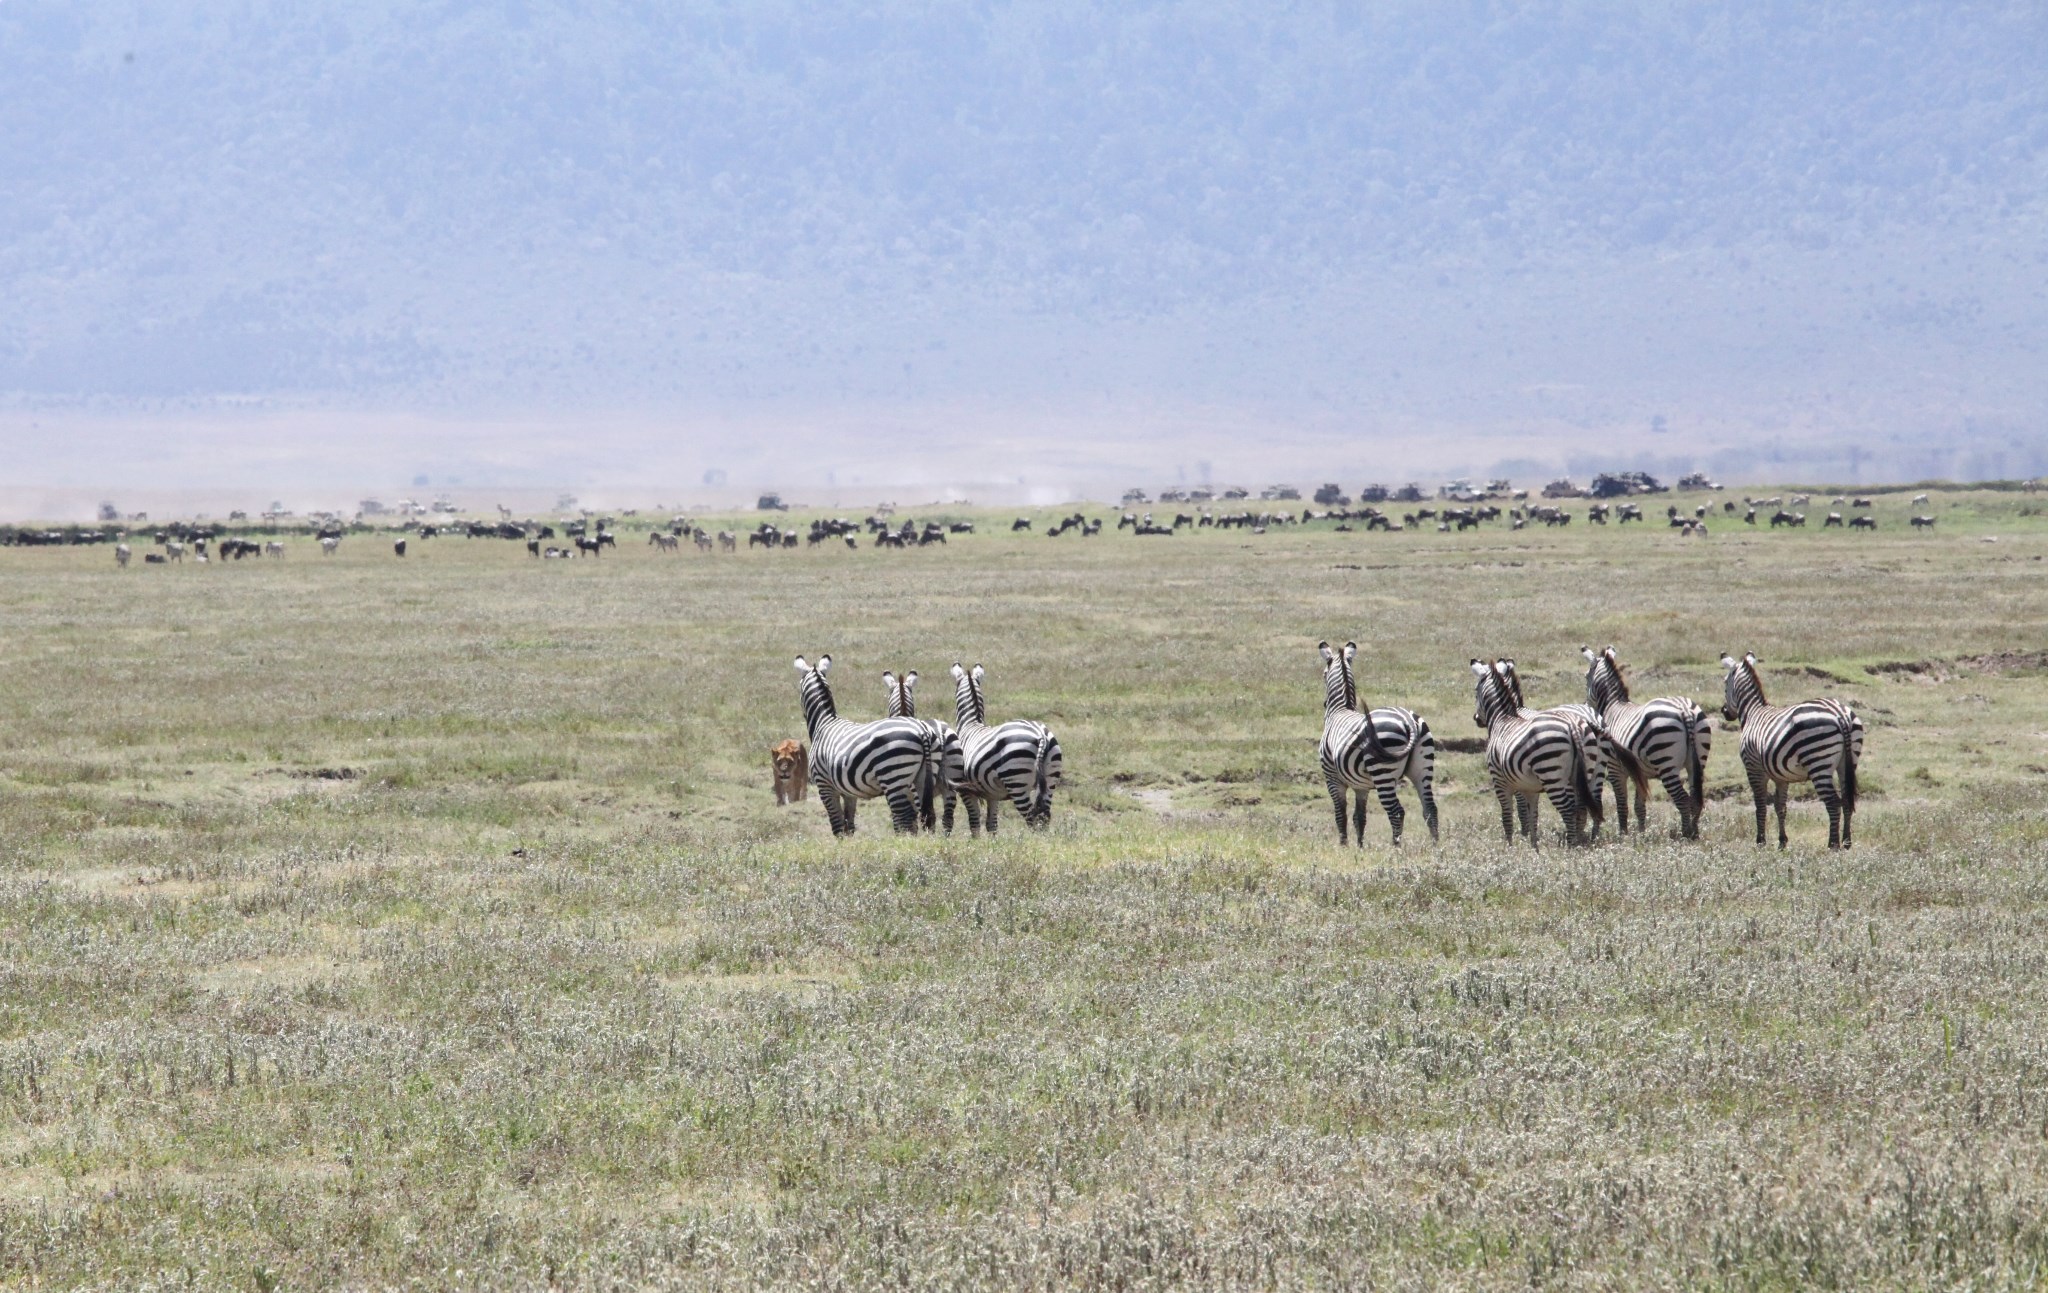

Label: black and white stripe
[794,655,935,836]
[1495,660,1612,841]
[883,669,967,834]
[1581,645,1710,838]
[1317,641,1438,845]
[1721,652,1863,848]
[949,663,1063,833]
[1472,658,1603,847]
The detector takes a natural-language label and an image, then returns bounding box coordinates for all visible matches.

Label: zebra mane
[1601,647,1630,700]
[1497,659,1527,709]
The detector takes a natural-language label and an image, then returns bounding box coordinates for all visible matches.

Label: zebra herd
[794,656,1063,837]
[797,643,1864,850]
[1320,644,1863,849]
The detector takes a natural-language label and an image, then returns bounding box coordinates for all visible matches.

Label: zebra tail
[1839,712,1858,813]
[1684,715,1704,816]
[1573,733,1604,831]
[1031,731,1054,817]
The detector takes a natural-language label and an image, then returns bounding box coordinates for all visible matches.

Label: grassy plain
[4,485,2048,1289]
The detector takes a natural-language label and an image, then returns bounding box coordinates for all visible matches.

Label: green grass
[3,485,2048,1288]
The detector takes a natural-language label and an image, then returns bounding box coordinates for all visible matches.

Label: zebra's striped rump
[1582,645,1710,838]
[794,655,935,837]
[1472,658,1602,847]
[884,669,968,834]
[1722,652,1863,849]
[1317,641,1438,845]
[949,663,1063,833]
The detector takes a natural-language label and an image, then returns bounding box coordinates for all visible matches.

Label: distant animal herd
[772,645,1865,851]
[0,485,1983,563]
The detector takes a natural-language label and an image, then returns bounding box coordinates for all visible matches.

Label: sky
[2,1,2043,514]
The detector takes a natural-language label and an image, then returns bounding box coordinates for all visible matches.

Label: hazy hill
[1,1,2044,486]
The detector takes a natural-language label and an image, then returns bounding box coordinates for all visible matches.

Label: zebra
[1471,658,1603,847]
[793,655,935,836]
[1316,641,1438,845]
[1721,652,1864,848]
[882,669,967,834]
[948,663,1063,833]
[1494,659,1613,842]
[1580,645,1710,838]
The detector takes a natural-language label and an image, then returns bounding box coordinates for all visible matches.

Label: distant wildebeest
[115,543,131,567]
[1823,512,1844,527]
[264,541,284,558]
[771,739,809,805]
[393,540,407,557]
[1850,515,1876,530]
[694,530,714,552]
[1011,517,1032,532]
[321,536,340,556]
[143,552,167,564]
[1911,515,1937,529]
[576,536,602,557]
[527,539,541,557]
[1912,493,1930,505]
[165,541,185,562]
[649,532,679,553]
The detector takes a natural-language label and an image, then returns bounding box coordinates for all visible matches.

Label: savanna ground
[4,486,2048,1290]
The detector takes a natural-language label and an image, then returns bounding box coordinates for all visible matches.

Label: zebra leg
[817,784,851,837]
[1517,793,1540,847]
[1547,783,1584,846]
[1633,768,1652,834]
[1494,781,1517,844]
[843,797,859,833]
[1374,776,1404,845]
[886,786,920,833]
[941,787,957,836]
[962,793,983,837]
[986,798,999,836]
[1812,770,1843,849]
[1326,773,1349,845]
[1608,764,1631,836]
[1352,790,1369,846]
[1773,782,1790,849]
[1657,769,1694,840]
[1745,758,1770,846]
[1414,765,1440,843]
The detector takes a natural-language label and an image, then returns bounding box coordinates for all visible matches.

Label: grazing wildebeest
[1011,517,1032,532]
[1911,515,1937,529]
[1850,515,1876,530]
[144,552,167,564]
[1823,512,1844,527]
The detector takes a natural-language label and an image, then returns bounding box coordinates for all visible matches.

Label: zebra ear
[904,671,918,693]
[972,664,985,681]
[950,663,965,680]
[1342,642,1357,662]
[794,656,811,673]
[1581,646,1597,662]
[881,669,897,687]
[1318,640,1335,664]
[817,654,832,677]
[1745,652,1759,666]
[1471,659,1489,677]
[1720,655,1737,671]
